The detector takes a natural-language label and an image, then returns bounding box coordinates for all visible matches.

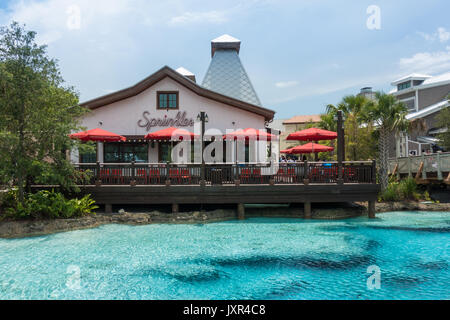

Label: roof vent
[211,34,241,57]
[176,67,196,83]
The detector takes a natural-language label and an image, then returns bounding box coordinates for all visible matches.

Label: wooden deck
[62,161,381,218]
[389,152,450,185]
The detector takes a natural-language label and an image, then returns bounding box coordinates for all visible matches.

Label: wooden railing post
[95,161,101,186]
[130,160,136,186]
[303,160,309,185]
[371,160,377,184]
[200,162,206,187]
[165,161,171,186]
[234,163,240,186]
[437,152,443,180]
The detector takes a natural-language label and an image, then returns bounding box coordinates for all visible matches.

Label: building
[72,35,275,164]
[390,72,450,157]
[358,87,376,100]
[280,115,322,151]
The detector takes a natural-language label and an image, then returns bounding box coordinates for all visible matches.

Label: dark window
[157,92,178,109]
[104,143,148,163]
[159,142,173,162]
[79,144,97,163]
[80,151,97,163]
[398,81,411,91]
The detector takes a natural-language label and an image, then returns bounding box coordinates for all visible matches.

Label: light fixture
[205,114,209,123]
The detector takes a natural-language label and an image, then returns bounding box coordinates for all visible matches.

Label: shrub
[379,177,429,202]
[1,190,98,220]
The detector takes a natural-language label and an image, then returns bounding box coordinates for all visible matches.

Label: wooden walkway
[389,153,450,185]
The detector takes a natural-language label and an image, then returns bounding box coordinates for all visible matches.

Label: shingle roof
[202,47,262,107]
[283,114,322,124]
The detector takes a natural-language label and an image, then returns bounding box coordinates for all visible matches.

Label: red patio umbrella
[223,128,276,141]
[144,127,198,141]
[286,128,337,141]
[285,142,334,154]
[69,128,126,142]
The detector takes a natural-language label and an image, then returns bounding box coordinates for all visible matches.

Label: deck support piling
[304,202,312,219]
[172,203,179,214]
[237,203,245,220]
[105,204,112,214]
[368,200,376,219]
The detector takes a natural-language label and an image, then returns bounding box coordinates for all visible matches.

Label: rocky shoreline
[0,202,449,239]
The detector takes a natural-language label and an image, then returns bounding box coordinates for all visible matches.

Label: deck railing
[74,161,377,186]
[389,152,450,180]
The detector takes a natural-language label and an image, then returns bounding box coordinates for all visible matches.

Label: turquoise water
[0,211,449,300]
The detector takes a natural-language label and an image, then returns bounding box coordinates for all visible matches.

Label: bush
[1,189,98,220]
[379,177,425,202]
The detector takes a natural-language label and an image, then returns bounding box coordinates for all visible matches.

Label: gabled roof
[79,66,275,121]
[283,114,322,125]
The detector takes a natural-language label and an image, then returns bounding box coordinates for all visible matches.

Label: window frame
[103,142,149,163]
[156,91,179,110]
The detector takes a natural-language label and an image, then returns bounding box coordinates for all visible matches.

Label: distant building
[390,72,450,157]
[280,115,322,150]
[358,87,376,100]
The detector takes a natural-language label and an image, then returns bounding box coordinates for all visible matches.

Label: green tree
[322,95,377,161]
[436,95,450,150]
[0,22,88,203]
[363,92,409,190]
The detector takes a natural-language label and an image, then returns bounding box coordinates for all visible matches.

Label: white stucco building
[72,35,275,164]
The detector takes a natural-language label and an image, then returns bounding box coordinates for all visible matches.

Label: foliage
[320,94,377,162]
[1,189,98,220]
[436,96,450,150]
[0,22,90,203]
[362,92,409,190]
[379,177,424,202]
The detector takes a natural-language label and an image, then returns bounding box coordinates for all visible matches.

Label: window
[397,81,411,91]
[157,91,178,109]
[79,144,97,163]
[159,142,174,162]
[104,143,148,163]
[80,151,97,163]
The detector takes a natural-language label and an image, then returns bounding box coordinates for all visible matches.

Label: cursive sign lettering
[137,111,195,131]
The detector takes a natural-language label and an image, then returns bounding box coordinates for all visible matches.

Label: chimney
[211,34,241,57]
[176,67,196,83]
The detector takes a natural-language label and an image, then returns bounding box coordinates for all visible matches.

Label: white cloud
[438,27,450,43]
[275,81,299,88]
[168,10,228,26]
[399,47,450,74]
[418,27,450,43]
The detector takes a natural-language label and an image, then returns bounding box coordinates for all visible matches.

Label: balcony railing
[74,161,377,186]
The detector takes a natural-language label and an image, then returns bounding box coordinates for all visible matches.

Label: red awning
[287,128,337,141]
[69,128,126,142]
[223,128,276,141]
[144,127,198,141]
[283,143,334,154]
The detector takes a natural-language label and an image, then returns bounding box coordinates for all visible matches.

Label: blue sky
[1,0,449,119]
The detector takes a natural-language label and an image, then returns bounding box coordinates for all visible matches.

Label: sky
[0,0,449,119]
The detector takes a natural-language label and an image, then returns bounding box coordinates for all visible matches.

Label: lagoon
[0,211,449,300]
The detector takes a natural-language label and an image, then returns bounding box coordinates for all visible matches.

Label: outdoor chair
[180,169,192,184]
[148,168,161,184]
[169,168,181,184]
[239,168,251,183]
[136,168,147,184]
[252,168,263,183]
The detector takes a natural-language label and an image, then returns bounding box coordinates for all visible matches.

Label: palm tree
[324,95,374,161]
[363,92,409,190]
